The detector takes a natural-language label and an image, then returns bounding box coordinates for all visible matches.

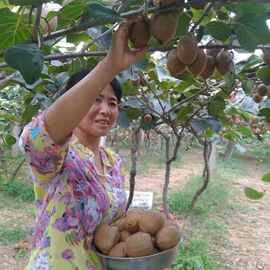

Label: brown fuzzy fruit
[263,48,270,65]
[109,242,127,257]
[200,55,215,79]
[216,50,233,75]
[177,35,198,65]
[94,224,120,254]
[113,217,126,231]
[139,211,166,235]
[206,41,223,58]
[125,210,141,233]
[253,94,263,103]
[257,84,268,97]
[188,49,207,76]
[167,49,186,77]
[129,17,150,48]
[150,12,179,44]
[143,114,153,124]
[120,231,130,242]
[156,225,181,250]
[126,232,154,257]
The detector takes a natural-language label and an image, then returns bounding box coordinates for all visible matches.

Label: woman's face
[78,85,119,138]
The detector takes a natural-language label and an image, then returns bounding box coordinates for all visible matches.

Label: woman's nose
[100,101,110,114]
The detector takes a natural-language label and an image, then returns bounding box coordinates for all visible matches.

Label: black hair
[64,69,122,103]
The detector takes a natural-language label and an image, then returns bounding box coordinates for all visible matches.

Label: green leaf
[205,21,232,41]
[258,108,270,120]
[233,15,270,51]
[21,104,40,123]
[256,66,270,85]
[262,173,270,183]
[5,44,44,84]
[57,0,86,28]
[9,0,49,6]
[244,187,264,200]
[177,105,193,122]
[0,9,31,50]
[3,134,16,146]
[238,126,253,138]
[241,79,254,95]
[176,12,191,37]
[122,80,137,96]
[84,3,122,26]
[208,94,226,118]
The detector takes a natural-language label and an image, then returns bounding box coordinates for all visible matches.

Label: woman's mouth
[95,119,110,127]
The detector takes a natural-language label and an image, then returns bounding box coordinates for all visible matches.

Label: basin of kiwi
[93,209,181,258]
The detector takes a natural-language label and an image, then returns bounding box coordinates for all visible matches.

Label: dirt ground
[1,150,270,270]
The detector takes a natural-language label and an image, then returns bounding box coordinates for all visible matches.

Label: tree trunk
[223,140,235,161]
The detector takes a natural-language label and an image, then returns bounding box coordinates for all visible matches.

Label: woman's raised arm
[45,22,146,145]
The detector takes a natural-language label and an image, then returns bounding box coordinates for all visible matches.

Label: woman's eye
[110,102,117,108]
[96,97,102,103]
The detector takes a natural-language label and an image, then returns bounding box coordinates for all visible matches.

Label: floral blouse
[20,112,127,270]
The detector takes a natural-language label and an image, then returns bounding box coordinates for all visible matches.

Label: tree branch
[190,139,211,209]
[0,73,18,88]
[190,2,214,33]
[33,5,43,46]
[126,127,140,211]
[81,23,117,52]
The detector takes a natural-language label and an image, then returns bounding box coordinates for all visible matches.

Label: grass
[172,239,220,270]
[0,180,34,202]
[168,151,258,270]
[0,225,30,245]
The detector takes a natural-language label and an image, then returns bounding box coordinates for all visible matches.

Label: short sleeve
[19,111,70,184]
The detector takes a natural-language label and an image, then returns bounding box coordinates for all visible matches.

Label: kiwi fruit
[176,35,198,65]
[125,210,141,233]
[139,210,165,235]
[167,49,186,77]
[113,217,126,231]
[143,114,153,124]
[257,84,268,97]
[253,94,263,103]
[216,49,233,75]
[109,242,127,257]
[126,232,154,257]
[206,41,222,58]
[129,16,150,48]
[150,12,179,44]
[200,55,215,79]
[263,48,270,65]
[188,49,207,76]
[120,230,130,242]
[156,225,180,250]
[94,224,120,254]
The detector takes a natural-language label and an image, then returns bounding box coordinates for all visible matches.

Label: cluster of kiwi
[251,83,270,103]
[94,209,181,258]
[128,0,182,48]
[167,36,234,79]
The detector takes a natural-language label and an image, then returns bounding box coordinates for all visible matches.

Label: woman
[20,22,146,270]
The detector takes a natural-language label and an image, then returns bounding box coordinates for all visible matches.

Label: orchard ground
[0,143,270,270]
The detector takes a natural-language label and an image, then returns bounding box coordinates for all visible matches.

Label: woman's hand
[106,22,147,73]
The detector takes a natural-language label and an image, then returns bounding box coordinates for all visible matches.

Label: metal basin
[95,244,179,270]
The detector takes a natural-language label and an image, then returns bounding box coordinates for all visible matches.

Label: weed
[172,239,221,270]
[0,225,30,245]
[0,180,34,202]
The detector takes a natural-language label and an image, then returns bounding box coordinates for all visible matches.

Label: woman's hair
[64,69,122,103]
